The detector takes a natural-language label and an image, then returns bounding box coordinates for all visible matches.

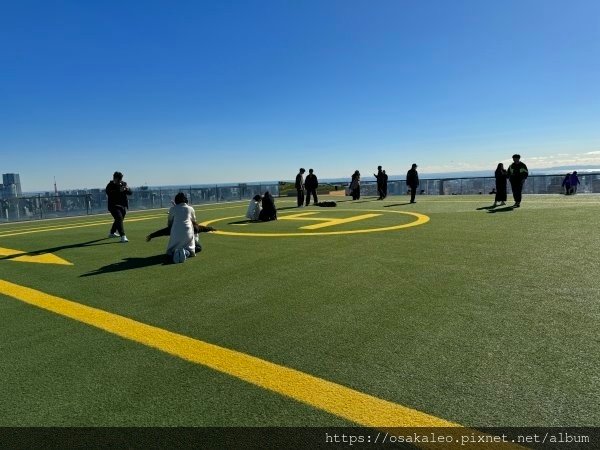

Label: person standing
[570,171,580,194]
[406,164,419,203]
[105,171,132,243]
[374,166,385,200]
[507,154,528,207]
[295,168,306,207]
[493,163,508,206]
[382,170,389,199]
[562,173,572,195]
[349,170,361,200]
[305,169,319,206]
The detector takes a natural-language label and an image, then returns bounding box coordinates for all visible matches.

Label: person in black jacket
[406,164,419,203]
[507,154,528,207]
[493,163,508,206]
[259,191,277,221]
[382,170,389,199]
[374,166,385,200]
[105,171,132,242]
[304,169,319,206]
[295,168,306,207]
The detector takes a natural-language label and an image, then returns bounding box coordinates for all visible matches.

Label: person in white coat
[167,193,197,263]
[246,195,262,221]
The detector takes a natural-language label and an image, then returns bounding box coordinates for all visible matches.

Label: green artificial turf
[0,194,598,426]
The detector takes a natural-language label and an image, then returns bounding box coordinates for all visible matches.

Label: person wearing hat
[406,163,419,203]
[507,154,528,207]
[295,168,306,207]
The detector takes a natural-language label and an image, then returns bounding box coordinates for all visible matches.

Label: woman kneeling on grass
[146,193,215,264]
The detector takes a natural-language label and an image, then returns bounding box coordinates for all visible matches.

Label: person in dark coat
[569,171,580,194]
[382,170,389,199]
[105,171,132,242]
[295,168,306,207]
[349,170,361,200]
[562,173,572,195]
[507,154,528,207]
[406,164,419,203]
[374,166,385,200]
[259,191,277,221]
[304,169,319,206]
[493,163,508,206]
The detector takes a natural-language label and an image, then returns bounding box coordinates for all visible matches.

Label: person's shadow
[81,254,169,277]
[384,202,413,208]
[487,206,515,213]
[476,205,497,211]
[0,238,115,261]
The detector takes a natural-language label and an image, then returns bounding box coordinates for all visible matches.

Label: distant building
[2,173,22,198]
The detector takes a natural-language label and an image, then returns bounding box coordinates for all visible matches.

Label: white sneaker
[173,248,187,264]
[120,236,129,243]
[108,233,120,238]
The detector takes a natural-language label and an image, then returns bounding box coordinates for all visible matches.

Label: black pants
[382,183,388,199]
[409,185,417,203]
[510,180,523,203]
[109,206,126,236]
[297,189,305,207]
[305,188,318,206]
[377,184,384,199]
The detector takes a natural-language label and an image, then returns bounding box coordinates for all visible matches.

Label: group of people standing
[562,171,580,195]
[295,168,319,207]
[348,164,420,203]
[493,154,529,207]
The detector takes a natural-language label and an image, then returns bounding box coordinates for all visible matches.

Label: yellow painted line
[0,205,255,238]
[0,214,163,236]
[300,213,381,230]
[0,214,166,238]
[0,247,72,265]
[201,209,429,237]
[0,279,526,448]
[0,279,454,428]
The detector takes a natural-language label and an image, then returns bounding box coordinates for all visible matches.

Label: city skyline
[2,0,599,192]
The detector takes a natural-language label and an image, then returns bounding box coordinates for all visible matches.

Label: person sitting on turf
[259,191,277,221]
[146,221,215,252]
[145,193,206,263]
[246,195,262,221]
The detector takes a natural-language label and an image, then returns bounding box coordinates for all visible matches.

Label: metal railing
[1,174,598,223]
[0,183,280,223]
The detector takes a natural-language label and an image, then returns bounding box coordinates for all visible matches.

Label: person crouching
[167,193,197,263]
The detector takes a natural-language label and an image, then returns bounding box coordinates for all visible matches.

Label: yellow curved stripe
[201,209,430,237]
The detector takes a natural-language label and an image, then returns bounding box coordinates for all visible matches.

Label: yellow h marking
[280,212,382,230]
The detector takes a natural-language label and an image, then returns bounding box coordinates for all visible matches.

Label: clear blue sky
[1,0,599,191]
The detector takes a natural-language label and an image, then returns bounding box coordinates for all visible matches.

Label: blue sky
[1,0,599,191]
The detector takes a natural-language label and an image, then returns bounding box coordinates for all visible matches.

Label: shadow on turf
[478,205,515,213]
[81,254,169,277]
[0,238,116,261]
[384,202,413,207]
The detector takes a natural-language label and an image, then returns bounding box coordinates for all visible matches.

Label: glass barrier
[1,175,598,223]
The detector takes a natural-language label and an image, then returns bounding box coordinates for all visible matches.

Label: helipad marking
[279,212,382,230]
[201,209,430,237]
[0,279,457,428]
[0,247,72,265]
